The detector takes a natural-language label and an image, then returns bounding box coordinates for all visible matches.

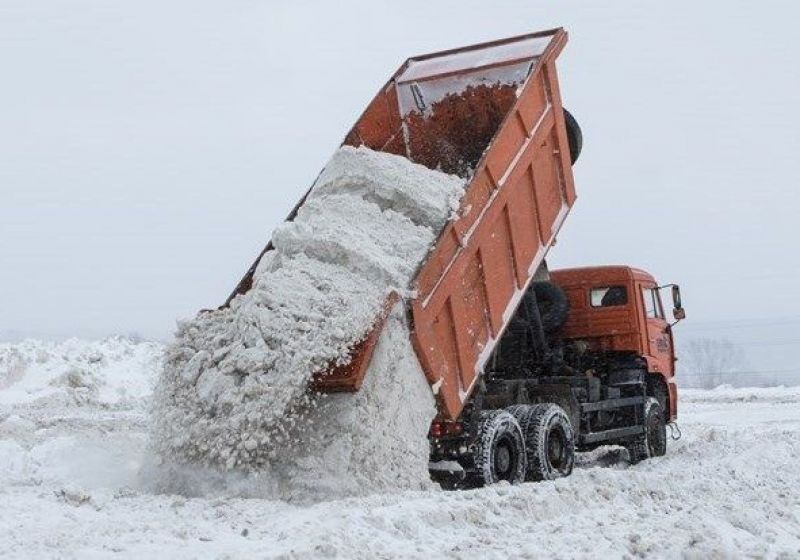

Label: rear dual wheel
[471,403,575,487]
[471,410,527,486]
[510,403,575,481]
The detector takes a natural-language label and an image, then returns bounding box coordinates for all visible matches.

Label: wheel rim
[646,411,666,456]
[494,435,516,480]
[547,425,569,471]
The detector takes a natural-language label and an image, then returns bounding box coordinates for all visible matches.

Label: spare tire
[563,108,582,164]
[532,281,570,334]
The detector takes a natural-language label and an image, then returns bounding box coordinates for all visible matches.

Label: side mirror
[671,285,682,309]
[657,283,685,327]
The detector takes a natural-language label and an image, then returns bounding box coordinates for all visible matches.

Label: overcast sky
[3,0,800,378]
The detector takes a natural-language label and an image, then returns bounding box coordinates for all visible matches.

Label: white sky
[2,0,800,373]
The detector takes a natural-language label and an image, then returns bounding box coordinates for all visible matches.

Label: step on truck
[226,28,685,488]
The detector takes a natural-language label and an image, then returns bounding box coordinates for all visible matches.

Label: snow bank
[0,337,157,511]
[2,359,800,558]
[151,146,463,485]
[2,338,799,557]
[0,337,161,408]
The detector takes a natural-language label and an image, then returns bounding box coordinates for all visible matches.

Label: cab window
[590,286,628,307]
[642,287,665,319]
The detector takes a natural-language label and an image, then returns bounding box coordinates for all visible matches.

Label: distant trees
[679,337,750,389]
[680,338,748,389]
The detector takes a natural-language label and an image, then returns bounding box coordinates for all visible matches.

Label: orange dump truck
[228,28,685,488]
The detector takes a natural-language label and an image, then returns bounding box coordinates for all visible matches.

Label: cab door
[640,285,674,375]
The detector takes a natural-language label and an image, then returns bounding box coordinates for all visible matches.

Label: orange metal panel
[432,298,462,391]
[459,253,492,351]
[531,119,564,238]
[312,292,400,392]
[484,113,528,183]
[449,293,478,394]
[551,266,650,356]
[506,167,543,288]
[480,207,517,336]
[349,85,403,151]
[415,226,460,301]
[543,62,577,205]
[517,77,548,132]
[451,172,493,241]
[410,30,575,420]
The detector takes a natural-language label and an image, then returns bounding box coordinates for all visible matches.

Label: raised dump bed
[226,28,577,422]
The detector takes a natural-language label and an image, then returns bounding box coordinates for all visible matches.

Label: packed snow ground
[1,338,799,559]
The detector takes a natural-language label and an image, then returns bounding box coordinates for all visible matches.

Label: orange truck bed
[227,28,577,422]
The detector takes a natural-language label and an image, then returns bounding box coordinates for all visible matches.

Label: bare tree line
[677,337,799,388]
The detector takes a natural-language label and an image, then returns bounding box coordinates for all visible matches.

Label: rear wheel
[627,398,667,464]
[470,410,527,487]
[511,403,575,481]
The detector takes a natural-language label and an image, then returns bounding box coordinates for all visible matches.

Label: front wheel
[627,398,667,464]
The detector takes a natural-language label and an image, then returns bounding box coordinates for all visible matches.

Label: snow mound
[1,335,799,556]
[0,337,162,408]
[0,337,158,507]
[147,305,436,502]
[151,146,463,483]
[3,367,800,558]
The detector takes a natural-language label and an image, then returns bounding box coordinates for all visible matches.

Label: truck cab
[550,266,682,421]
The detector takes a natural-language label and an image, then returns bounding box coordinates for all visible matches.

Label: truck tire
[470,410,527,487]
[563,108,582,164]
[512,403,575,481]
[627,398,667,464]
[647,374,669,423]
[532,281,570,334]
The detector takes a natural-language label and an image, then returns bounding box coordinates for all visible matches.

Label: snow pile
[149,305,437,502]
[0,337,159,510]
[269,305,436,498]
[0,336,161,408]
[151,146,463,482]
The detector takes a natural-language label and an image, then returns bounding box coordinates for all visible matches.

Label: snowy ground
[1,339,799,559]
